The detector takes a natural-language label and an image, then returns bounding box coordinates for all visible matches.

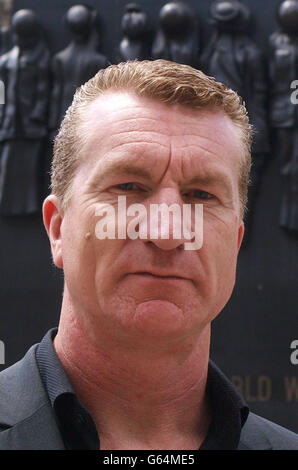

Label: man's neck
[54,303,212,449]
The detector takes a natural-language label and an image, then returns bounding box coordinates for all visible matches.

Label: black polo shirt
[36,328,249,450]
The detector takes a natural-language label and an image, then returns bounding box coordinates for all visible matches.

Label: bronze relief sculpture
[269,0,298,232]
[202,0,270,243]
[48,5,109,138]
[0,9,50,215]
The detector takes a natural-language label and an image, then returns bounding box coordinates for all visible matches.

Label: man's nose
[140,188,193,251]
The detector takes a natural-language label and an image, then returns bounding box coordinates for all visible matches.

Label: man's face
[47,91,244,347]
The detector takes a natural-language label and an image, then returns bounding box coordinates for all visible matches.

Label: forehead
[77,90,244,177]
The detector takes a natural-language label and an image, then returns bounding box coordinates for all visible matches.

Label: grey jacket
[0,344,297,450]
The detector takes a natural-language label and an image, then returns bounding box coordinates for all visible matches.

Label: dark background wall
[0,0,297,433]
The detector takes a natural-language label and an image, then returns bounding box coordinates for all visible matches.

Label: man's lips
[130,271,188,280]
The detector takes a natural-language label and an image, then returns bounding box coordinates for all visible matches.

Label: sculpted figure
[269,0,298,232]
[0,9,50,215]
[0,25,12,56]
[202,0,270,244]
[152,2,199,67]
[119,3,150,61]
[48,5,109,137]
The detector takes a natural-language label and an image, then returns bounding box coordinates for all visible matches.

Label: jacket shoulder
[239,412,298,450]
[0,344,48,426]
[0,344,65,449]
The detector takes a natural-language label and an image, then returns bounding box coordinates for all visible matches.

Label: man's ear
[237,221,245,252]
[43,195,64,269]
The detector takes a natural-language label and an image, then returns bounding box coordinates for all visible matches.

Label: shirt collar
[36,328,99,449]
[36,328,74,406]
[200,359,249,449]
[36,327,249,450]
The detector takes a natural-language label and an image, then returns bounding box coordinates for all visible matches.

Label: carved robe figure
[202,0,270,244]
[48,5,109,137]
[269,0,298,232]
[0,9,50,215]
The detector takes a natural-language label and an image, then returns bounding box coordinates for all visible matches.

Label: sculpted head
[277,0,298,36]
[12,9,40,50]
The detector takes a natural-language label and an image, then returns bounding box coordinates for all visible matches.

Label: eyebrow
[187,173,231,187]
[186,173,233,198]
[88,159,153,188]
[88,158,233,196]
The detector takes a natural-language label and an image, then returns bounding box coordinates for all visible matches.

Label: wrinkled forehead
[78,89,245,162]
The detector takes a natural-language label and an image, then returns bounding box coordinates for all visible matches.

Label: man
[0,60,297,450]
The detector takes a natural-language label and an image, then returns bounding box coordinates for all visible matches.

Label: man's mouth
[131,271,187,280]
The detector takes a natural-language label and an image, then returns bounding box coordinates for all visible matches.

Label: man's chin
[132,299,189,337]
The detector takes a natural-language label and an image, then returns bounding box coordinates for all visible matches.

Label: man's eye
[116,183,136,191]
[190,190,213,200]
